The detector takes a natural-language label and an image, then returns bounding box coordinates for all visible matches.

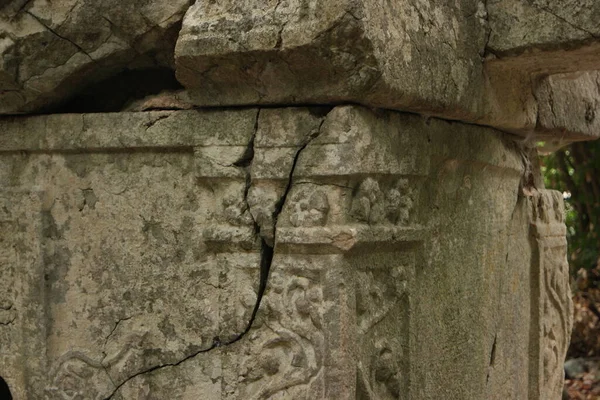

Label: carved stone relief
[354,251,412,400]
[351,178,416,226]
[0,191,46,398]
[528,190,573,400]
[0,106,574,399]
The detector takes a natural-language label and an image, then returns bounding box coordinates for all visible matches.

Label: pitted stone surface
[175,0,488,120]
[0,106,573,399]
[536,71,600,140]
[1,0,600,142]
[487,0,600,56]
[0,3,587,398]
[0,0,191,113]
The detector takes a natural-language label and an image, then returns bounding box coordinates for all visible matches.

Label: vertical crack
[103,316,133,349]
[227,111,326,344]
[102,110,262,399]
[486,333,497,385]
[103,109,328,399]
[479,0,495,59]
[233,108,260,233]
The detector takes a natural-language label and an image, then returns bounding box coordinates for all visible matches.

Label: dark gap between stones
[0,376,12,400]
[51,67,183,114]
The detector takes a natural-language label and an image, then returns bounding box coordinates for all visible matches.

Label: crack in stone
[273,0,286,49]
[25,11,95,62]
[8,0,34,17]
[312,11,359,42]
[102,109,327,398]
[487,160,523,390]
[104,366,117,392]
[486,333,497,384]
[532,4,599,40]
[100,111,260,399]
[103,316,133,348]
[226,111,326,344]
[102,340,220,400]
[0,316,16,326]
[100,15,135,51]
[480,0,494,59]
[143,114,170,130]
[234,108,260,231]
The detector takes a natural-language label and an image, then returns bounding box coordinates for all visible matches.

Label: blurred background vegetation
[542,143,600,275]
[541,142,600,399]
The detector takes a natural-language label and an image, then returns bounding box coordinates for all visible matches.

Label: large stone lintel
[174,0,486,122]
[173,0,600,142]
[1,0,600,143]
[482,42,600,141]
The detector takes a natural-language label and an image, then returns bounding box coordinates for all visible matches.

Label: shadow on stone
[52,68,183,114]
[0,376,12,400]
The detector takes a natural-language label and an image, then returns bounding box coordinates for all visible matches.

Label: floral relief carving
[357,339,406,400]
[221,192,253,226]
[351,178,386,224]
[351,178,415,225]
[289,190,330,227]
[356,264,408,334]
[46,333,145,399]
[540,245,573,398]
[239,271,325,399]
[530,190,573,399]
[385,179,415,225]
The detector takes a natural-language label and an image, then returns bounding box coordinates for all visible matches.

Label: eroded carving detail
[358,339,405,400]
[351,178,416,225]
[352,250,412,400]
[289,189,330,227]
[47,333,146,399]
[238,269,325,399]
[529,190,573,400]
[351,178,385,224]
[356,265,408,334]
[541,245,571,398]
[222,190,254,227]
[385,179,415,225]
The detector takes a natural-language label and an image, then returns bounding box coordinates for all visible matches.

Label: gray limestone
[487,0,600,56]
[0,0,599,141]
[0,0,192,113]
[174,0,487,122]
[0,106,572,399]
[0,0,589,398]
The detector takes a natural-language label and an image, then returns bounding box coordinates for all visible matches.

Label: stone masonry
[0,0,594,399]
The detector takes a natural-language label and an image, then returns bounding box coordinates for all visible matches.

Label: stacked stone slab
[0,0,593,399]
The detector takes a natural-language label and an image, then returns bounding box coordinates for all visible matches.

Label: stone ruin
[0,0,595,398]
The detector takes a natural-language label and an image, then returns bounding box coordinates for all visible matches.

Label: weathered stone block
[481,1,600,140]
[175,0,488,120]
[0,1,589,398]
[1,0,599,143]
[0,0,192,113]
[536,71,600,140]
[0,106,572,399]
[527,190,573,400]
[488,0,600,56]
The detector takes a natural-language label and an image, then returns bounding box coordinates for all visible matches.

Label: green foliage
[541,142,600,278]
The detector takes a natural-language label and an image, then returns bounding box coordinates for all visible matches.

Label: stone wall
[0,107,572,399]
[0,0,594,398]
